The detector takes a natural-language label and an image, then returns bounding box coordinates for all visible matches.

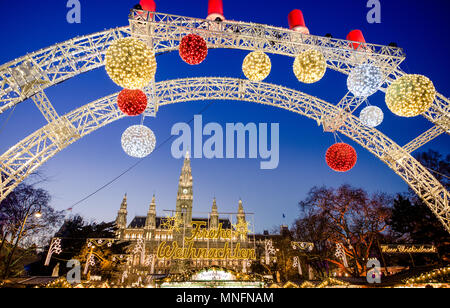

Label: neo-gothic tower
[144,195,157,240]
[210,198,219,229]
[175,153,193,228]
[237,199,247,240]
[116,194,128,237]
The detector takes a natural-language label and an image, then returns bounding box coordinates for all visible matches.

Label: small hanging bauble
[121,125,156,158]
[359,105,384,128]
[117,89,148,116]
[326,143,357,172]
[179,34,208,65]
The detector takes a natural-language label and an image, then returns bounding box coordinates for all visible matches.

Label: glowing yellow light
[385,74,436,117]
[242,51,272,82]
[105,38,157,89]
[293,49,327,84]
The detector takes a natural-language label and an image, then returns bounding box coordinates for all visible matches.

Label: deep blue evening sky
[0,0,449,232]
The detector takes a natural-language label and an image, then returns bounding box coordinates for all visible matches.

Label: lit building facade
[114,154,256,275]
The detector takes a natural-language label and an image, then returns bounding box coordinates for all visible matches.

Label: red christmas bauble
[179,34,208,65]
[117,89,148,116]
[326,143,357,172]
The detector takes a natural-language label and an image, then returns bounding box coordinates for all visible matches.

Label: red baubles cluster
[326,143,358,172]
[118,89,148,116]
[179,34,208,65]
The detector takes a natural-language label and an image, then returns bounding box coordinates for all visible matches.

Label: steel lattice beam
[403,125,446,154]
[0,78,448,232]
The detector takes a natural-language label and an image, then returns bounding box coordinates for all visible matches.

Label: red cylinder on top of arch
[288,9,310,35]
[207,0,225,21]
[140,0,156,12]
[347,29,366,50]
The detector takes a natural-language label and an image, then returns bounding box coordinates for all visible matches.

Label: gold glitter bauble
[242,51,272,82]
[293,49,327,84]
[105,38,157,89]
[386,74,436,117]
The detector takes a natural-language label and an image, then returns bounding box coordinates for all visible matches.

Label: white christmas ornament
[359,106,384,128]
[121,125,156,158]
[347,63,383,97]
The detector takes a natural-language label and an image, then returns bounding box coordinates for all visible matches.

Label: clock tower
[175,152,193,228]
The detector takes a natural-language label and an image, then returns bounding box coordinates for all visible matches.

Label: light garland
[121,125,156,158]
[45,278,72,289]
[347,63,383,97]
[293,49,327,84]
[359,105,384,128]
[105,38,157,89]
[179,34,208,65]
[326,143,358,172]
[405,267,450,285]
[242,51,272,82]
[117,89,148,116]
[385,74,436,117]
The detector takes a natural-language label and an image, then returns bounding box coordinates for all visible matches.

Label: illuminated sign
[156,222,256,261]
[380,245,437,254]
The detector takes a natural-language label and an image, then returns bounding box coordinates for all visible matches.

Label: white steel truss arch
[0,11,448,152]
[0,77,448,232]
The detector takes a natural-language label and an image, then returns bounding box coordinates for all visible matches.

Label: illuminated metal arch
[0,77,449,232]
[0,11,447,130]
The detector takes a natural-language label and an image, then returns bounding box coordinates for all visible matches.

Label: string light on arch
[242,51,272,82]
[359,105,384,128]
[347,63,383,97]
[179,34,208,65]
[121,125,156,158]
[385,74,436,117]
[293,49,327,84]
[326,143,357,172]
[105,38,157,89]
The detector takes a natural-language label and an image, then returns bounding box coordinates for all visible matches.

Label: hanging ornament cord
[67,101,216,212]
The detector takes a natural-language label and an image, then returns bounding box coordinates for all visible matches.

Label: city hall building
[114,154,256,274]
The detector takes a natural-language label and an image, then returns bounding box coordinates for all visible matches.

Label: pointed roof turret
[149,194,156,213]
[179,152,193,187]
[120,194,128,210]
[238,199,244,213]
[212,198,218,212]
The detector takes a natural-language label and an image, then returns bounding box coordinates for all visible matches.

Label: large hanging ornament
[117,89,148,116]
[242,51,272,82]
[105,38,157,89]
[326,143,357,172]
[385,74,436,117]
[121,125,156,158]
[347,63,383,97]
[293,49,327,84]
[359,106,384,128]
[179,34,208,65]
